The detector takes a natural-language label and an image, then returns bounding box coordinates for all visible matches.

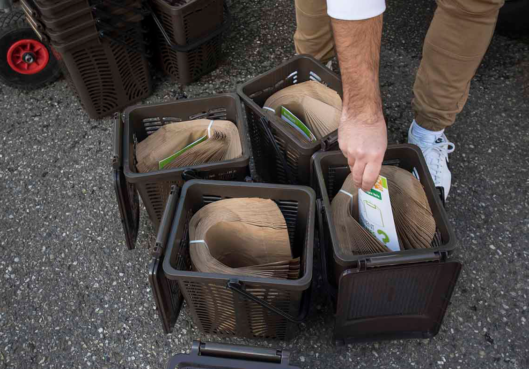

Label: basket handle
[321,131,338,151]
[181,168,204,181]
[316,199,338,303]
[151,185,181,258]
[149,2,231,53]
[112,113,123,170]
[226,279,310,324]
[193,341,290,364]
[258,116,297,185]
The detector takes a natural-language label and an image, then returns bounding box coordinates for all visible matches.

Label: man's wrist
[342,104,384,125]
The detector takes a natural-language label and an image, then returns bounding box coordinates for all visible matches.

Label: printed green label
[380,177,388,190]
[280,106,316,142]
[366,189,382,200]
[159,135,207,170]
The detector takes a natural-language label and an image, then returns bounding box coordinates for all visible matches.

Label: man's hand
[331,15,385,191]
[339,113,387,191]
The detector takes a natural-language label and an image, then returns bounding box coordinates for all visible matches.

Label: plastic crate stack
[21,0,152,119]
[150,0,227,85]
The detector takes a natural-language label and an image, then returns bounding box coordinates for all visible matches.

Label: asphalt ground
[1,0,528,368]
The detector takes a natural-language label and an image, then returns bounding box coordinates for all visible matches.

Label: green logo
[377,230,390,244]
[366,189,382,200]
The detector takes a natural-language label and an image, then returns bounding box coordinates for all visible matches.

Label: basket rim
[162,179,316,292]
[122,93,252,183]
[236,54,342,154]
[313,143,459,267]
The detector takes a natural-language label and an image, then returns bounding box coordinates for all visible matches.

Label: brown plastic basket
[53,28,152,119]
[46,11,144,43]
[237,54,343,185]
[32,0,142,19]
[32,0,91,18]
[120,94,251,234]
[312,145,462,344]
[150,180,314,339]
[150,0,225,84]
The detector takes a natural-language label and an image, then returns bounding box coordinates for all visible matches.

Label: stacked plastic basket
[150,0,228,85]
[21,0,152,119]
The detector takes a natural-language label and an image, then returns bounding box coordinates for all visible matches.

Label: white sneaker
[408,126,455,200]
[325,60,333,70]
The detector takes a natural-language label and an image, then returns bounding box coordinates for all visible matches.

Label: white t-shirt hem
[327,1,386,21]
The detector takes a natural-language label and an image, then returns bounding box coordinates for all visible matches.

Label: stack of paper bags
[189,198,300,280]
[135,119,242,173]
[331,166,436,256]
[263,81,342,142]
[382,166,437,250]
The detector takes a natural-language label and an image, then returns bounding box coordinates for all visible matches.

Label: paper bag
[189,198,300,280]
[331,166,436,256]
[263,81,342,141]
[135,119,242,173]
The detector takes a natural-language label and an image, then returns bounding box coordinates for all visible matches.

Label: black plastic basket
[150,0,228,85]
[237,54,343,185]
[115,94,251,250]
[166,341,300,369]
[150,180,315,340]
[312,144,462,344]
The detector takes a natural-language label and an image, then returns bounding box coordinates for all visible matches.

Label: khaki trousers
[294,0,504,131]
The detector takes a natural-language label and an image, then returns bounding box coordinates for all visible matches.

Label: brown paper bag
[135,119,242,173]
[188,198,300,279]
[263,81,342,141]
[332,166,436,256]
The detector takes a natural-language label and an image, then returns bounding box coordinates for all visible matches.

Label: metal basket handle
[226,279,311,324]
[149,2,231,53]
[259,116,297,185]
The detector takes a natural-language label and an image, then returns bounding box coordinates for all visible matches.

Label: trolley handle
[259,116,297,185]
[149,2,231,53]
[226,279,311,324]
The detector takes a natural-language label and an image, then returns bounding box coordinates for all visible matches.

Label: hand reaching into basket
[338,113,387,191]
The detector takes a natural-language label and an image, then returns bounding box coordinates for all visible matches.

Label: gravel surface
[1,0,528,368]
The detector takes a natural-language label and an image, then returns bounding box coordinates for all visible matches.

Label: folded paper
[135,119,242,173]
[332,166,436,256]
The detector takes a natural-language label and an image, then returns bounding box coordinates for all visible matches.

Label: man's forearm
[332,15,386,191]
[331,15,384,123]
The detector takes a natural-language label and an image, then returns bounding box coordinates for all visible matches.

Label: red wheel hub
[7,39,49,75]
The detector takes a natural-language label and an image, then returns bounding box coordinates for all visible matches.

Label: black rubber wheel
[497,0,529,33]
[0,9,62,90]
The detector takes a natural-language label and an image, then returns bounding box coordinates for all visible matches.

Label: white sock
[411,120,444,144]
